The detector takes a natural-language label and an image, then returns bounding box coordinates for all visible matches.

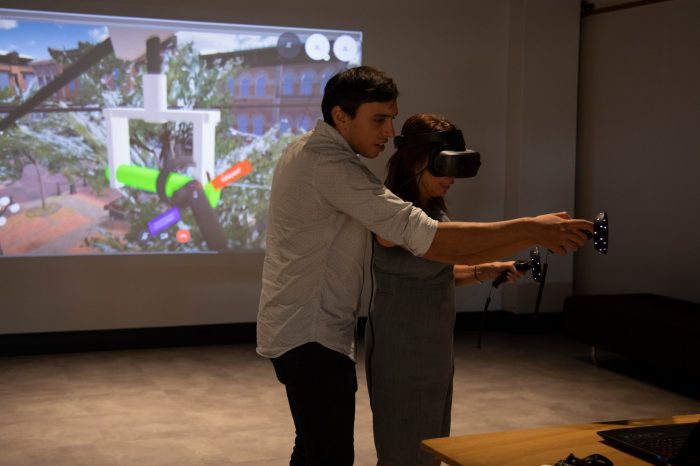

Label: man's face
[332,100,398,158]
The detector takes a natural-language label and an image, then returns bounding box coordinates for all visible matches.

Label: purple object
[148,207,180,237]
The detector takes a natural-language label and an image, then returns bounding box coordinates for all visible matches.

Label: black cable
[477,259,532,347]
[476,286,494,348]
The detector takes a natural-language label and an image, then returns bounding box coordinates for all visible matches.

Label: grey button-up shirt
[256,120,438,361]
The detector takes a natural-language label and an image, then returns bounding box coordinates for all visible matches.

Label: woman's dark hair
[385,113,456,213]
[321,66,399,126]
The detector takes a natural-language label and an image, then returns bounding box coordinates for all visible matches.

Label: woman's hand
[477,261,525,283]
[455,261,526,287]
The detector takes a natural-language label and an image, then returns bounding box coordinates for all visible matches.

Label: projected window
[280,116,291,133]
[255,75,266,97]
[299,115,313,131]
[238,113,249,132]
[282,71,295,96]
[240,75,251,97]
[300,71,314,96]
[0,8,362,256]
[321,69,334,91]
[253,114,265,135]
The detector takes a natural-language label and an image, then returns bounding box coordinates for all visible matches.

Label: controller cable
[476,283,496,349]
[477,259,533,348]
[477,265,513,349]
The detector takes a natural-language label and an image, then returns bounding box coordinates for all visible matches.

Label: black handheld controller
[491,248,544,288]
[582,211,608,255]
[492,260,531,288]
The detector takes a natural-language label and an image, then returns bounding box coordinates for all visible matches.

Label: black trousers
[272,342,357,466]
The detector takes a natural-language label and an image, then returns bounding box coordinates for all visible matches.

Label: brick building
[202,47,350,135]
[0,51,35,94]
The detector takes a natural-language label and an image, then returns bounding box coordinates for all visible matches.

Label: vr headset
[393,129,481,178]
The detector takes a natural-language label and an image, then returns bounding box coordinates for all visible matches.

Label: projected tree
[0,37,299,254]
[0,112,106,214]
[86,40,288,253]
[0,41,126,215]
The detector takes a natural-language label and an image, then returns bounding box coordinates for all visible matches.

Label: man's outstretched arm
[422,212,593,265]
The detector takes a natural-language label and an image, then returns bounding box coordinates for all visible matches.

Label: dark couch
[563,293,700,378]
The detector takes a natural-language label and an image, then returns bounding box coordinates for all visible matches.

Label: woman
[365,113,524,466]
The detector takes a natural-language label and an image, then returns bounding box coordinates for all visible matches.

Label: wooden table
[422,414,700,466]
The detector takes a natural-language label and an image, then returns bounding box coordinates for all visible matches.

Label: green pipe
[106,165,221,208]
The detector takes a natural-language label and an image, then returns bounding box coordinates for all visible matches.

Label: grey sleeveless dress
[365,210,456,466]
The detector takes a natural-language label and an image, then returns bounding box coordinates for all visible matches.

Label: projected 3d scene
[0,9,361,256]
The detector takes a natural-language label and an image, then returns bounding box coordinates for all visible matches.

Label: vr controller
[393,129,481,178]
[492,211,608,287]
[492,248,545,288]
[478,211,608,348]
[584,211,608,255]
[492,259,531,289]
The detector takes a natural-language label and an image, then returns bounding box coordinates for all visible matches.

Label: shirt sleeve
[314,151,438,256]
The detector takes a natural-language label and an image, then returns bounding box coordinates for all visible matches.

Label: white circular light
[333,35,357,62]
[305,33,331,61]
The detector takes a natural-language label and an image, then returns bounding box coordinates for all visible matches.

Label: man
[257,66,591,465]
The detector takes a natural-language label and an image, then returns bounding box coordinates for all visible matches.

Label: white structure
[103,28,221,189]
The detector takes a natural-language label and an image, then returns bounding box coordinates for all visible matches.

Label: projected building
[0,51,35,94]
[202,48,348,135]
[0,6,361,256]
[3,43,348,135]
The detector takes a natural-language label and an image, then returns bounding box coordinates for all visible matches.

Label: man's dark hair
[321,66,399,126]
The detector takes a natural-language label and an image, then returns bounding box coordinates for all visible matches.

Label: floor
[1,330,698,465]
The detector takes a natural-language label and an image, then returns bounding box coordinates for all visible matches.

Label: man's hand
[534,212,593,256]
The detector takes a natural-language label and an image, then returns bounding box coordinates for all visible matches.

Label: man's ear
[331,105,349,129]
